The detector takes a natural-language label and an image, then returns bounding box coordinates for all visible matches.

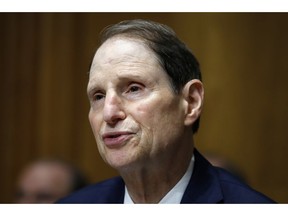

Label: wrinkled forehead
[89,36,159,74]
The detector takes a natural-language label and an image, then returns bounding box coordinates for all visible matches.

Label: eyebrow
[117,72,146,81]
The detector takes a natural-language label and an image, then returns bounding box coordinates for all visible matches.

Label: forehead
[90,36,160,75]
[87,36,173,93]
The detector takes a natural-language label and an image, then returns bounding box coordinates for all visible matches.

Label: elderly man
[58,19,274,203]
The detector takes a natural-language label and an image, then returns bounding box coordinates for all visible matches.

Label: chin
[104,153,131,168]
[105,155,141,172]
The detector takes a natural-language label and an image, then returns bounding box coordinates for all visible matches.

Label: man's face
[87,37,188,170]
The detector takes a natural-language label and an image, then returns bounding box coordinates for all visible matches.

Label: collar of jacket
[181,148,223,203]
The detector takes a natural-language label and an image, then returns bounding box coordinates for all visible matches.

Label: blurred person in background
[15,159,88,203]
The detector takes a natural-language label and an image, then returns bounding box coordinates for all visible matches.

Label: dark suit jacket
[58,149,275,203]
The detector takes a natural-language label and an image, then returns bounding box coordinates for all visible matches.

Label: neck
[120,140,194,203]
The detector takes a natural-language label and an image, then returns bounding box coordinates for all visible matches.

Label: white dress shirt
[124,155,195,204]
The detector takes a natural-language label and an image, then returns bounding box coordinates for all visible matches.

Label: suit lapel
[101,177,125,203]
[181,149,224,203]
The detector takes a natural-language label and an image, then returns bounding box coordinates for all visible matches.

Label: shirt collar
[124,155,195,204]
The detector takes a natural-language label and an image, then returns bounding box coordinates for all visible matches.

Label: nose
[103,92,126,125]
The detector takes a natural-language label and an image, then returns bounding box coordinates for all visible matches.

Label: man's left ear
[182,79,204,126]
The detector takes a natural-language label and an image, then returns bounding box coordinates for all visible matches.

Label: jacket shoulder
[56,176,125,203]
[216,167,275,203]
[184,149,276,203]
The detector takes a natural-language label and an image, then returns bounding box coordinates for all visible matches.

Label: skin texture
[15,162,73,203]
[87,36,204,203]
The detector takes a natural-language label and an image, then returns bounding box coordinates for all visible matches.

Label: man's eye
[129,86,141,92]
[93,93,105,101]
[128,84,143,93]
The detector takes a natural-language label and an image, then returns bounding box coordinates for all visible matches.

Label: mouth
[102,131,134,148]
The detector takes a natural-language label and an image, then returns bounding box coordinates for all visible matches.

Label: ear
[182,79,204,126]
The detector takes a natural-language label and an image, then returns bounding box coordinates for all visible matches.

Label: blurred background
[1,13,288,203]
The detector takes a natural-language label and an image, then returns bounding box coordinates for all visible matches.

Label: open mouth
[108,134,122,138]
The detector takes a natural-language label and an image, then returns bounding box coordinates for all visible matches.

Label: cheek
[89,111,102,142]
[135,96,182,124]
[134,97,184,141]
[134,101,158,128]
[134,99,172,137]
[89,112,107,159]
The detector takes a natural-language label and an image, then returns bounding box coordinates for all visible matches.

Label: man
[58,19,274,203]
[15,159,88,203]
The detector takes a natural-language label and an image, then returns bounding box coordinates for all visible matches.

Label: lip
[102,131,134,148]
